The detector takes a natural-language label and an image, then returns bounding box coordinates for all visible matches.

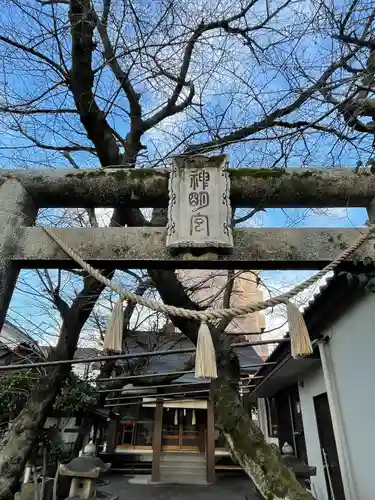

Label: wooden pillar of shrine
[206,401,216,483]
[151,401,163,482]
[106,420,118,453]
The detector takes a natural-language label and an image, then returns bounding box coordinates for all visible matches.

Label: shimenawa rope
[43,225,373,377]
[43,226,372,320]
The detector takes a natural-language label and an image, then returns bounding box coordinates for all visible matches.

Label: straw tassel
[103,299,124,353]
[286,301,313,358]
[194,321,217,379]
[192,410,196,426]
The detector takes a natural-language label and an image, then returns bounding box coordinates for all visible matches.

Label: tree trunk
[0,270,110,500]
[149,265,312,500]
[0,364,71,500]
[211,371,313,500]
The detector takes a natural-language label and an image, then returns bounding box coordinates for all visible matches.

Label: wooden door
[180,409,200,450]
[313,393,346,500]
[162,408,180,449]
[162,408,200,450]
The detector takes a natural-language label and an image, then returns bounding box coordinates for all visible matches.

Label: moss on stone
[296,171,314,178]
[63,166,162,181]
[32,176,45,183]
[112,169,129,180]
[131,168,157,177]
[179,251,219,260]
[230,168,284,179]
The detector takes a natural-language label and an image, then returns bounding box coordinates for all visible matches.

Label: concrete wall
[44,417,77,445]
[257,398,269,439]
[298,366,328,500]
[298,291,375,500]
[322,292,375,500]
[257,398,279,446]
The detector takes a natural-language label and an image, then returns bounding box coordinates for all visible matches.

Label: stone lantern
[59,442,111,500]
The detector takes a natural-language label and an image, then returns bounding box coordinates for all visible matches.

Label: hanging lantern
[192,410,196,426]
[174,410,178,426]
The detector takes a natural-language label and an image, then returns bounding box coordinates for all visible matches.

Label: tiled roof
[250,271,361,392]
[39,346,101,360]
[119,330,262,383]
[0,321,38,350]
[300,274,336,315]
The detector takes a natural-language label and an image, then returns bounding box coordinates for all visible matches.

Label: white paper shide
[166,155,233,249]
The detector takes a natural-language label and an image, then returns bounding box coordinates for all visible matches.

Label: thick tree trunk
[0,269,112,500]
[149,265,312,499]
[211,371,313,500]
[0,364,71,500]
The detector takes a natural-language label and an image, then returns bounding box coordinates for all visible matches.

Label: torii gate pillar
[0,180,36,330]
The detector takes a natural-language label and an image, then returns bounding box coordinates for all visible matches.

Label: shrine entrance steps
[159,452,208,485]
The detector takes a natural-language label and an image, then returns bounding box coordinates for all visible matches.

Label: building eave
[251,272,365,396]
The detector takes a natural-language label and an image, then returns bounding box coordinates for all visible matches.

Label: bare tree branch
[0,35,67,78]
[94,0,143,159]
[69,0,120,166]
[187,53,360,154]
[13,124,95,152]
[37,0,69,4]
[142,2,260,131]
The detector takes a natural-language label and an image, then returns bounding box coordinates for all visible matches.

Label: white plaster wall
[44,417,77,444]
[298,366,328,500]
[256,398,282,447]
[322,292,375,500]
[257,398,269,439]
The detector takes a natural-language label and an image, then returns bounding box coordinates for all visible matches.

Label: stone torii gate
[1,159,375,332]
[2,156,375,500]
